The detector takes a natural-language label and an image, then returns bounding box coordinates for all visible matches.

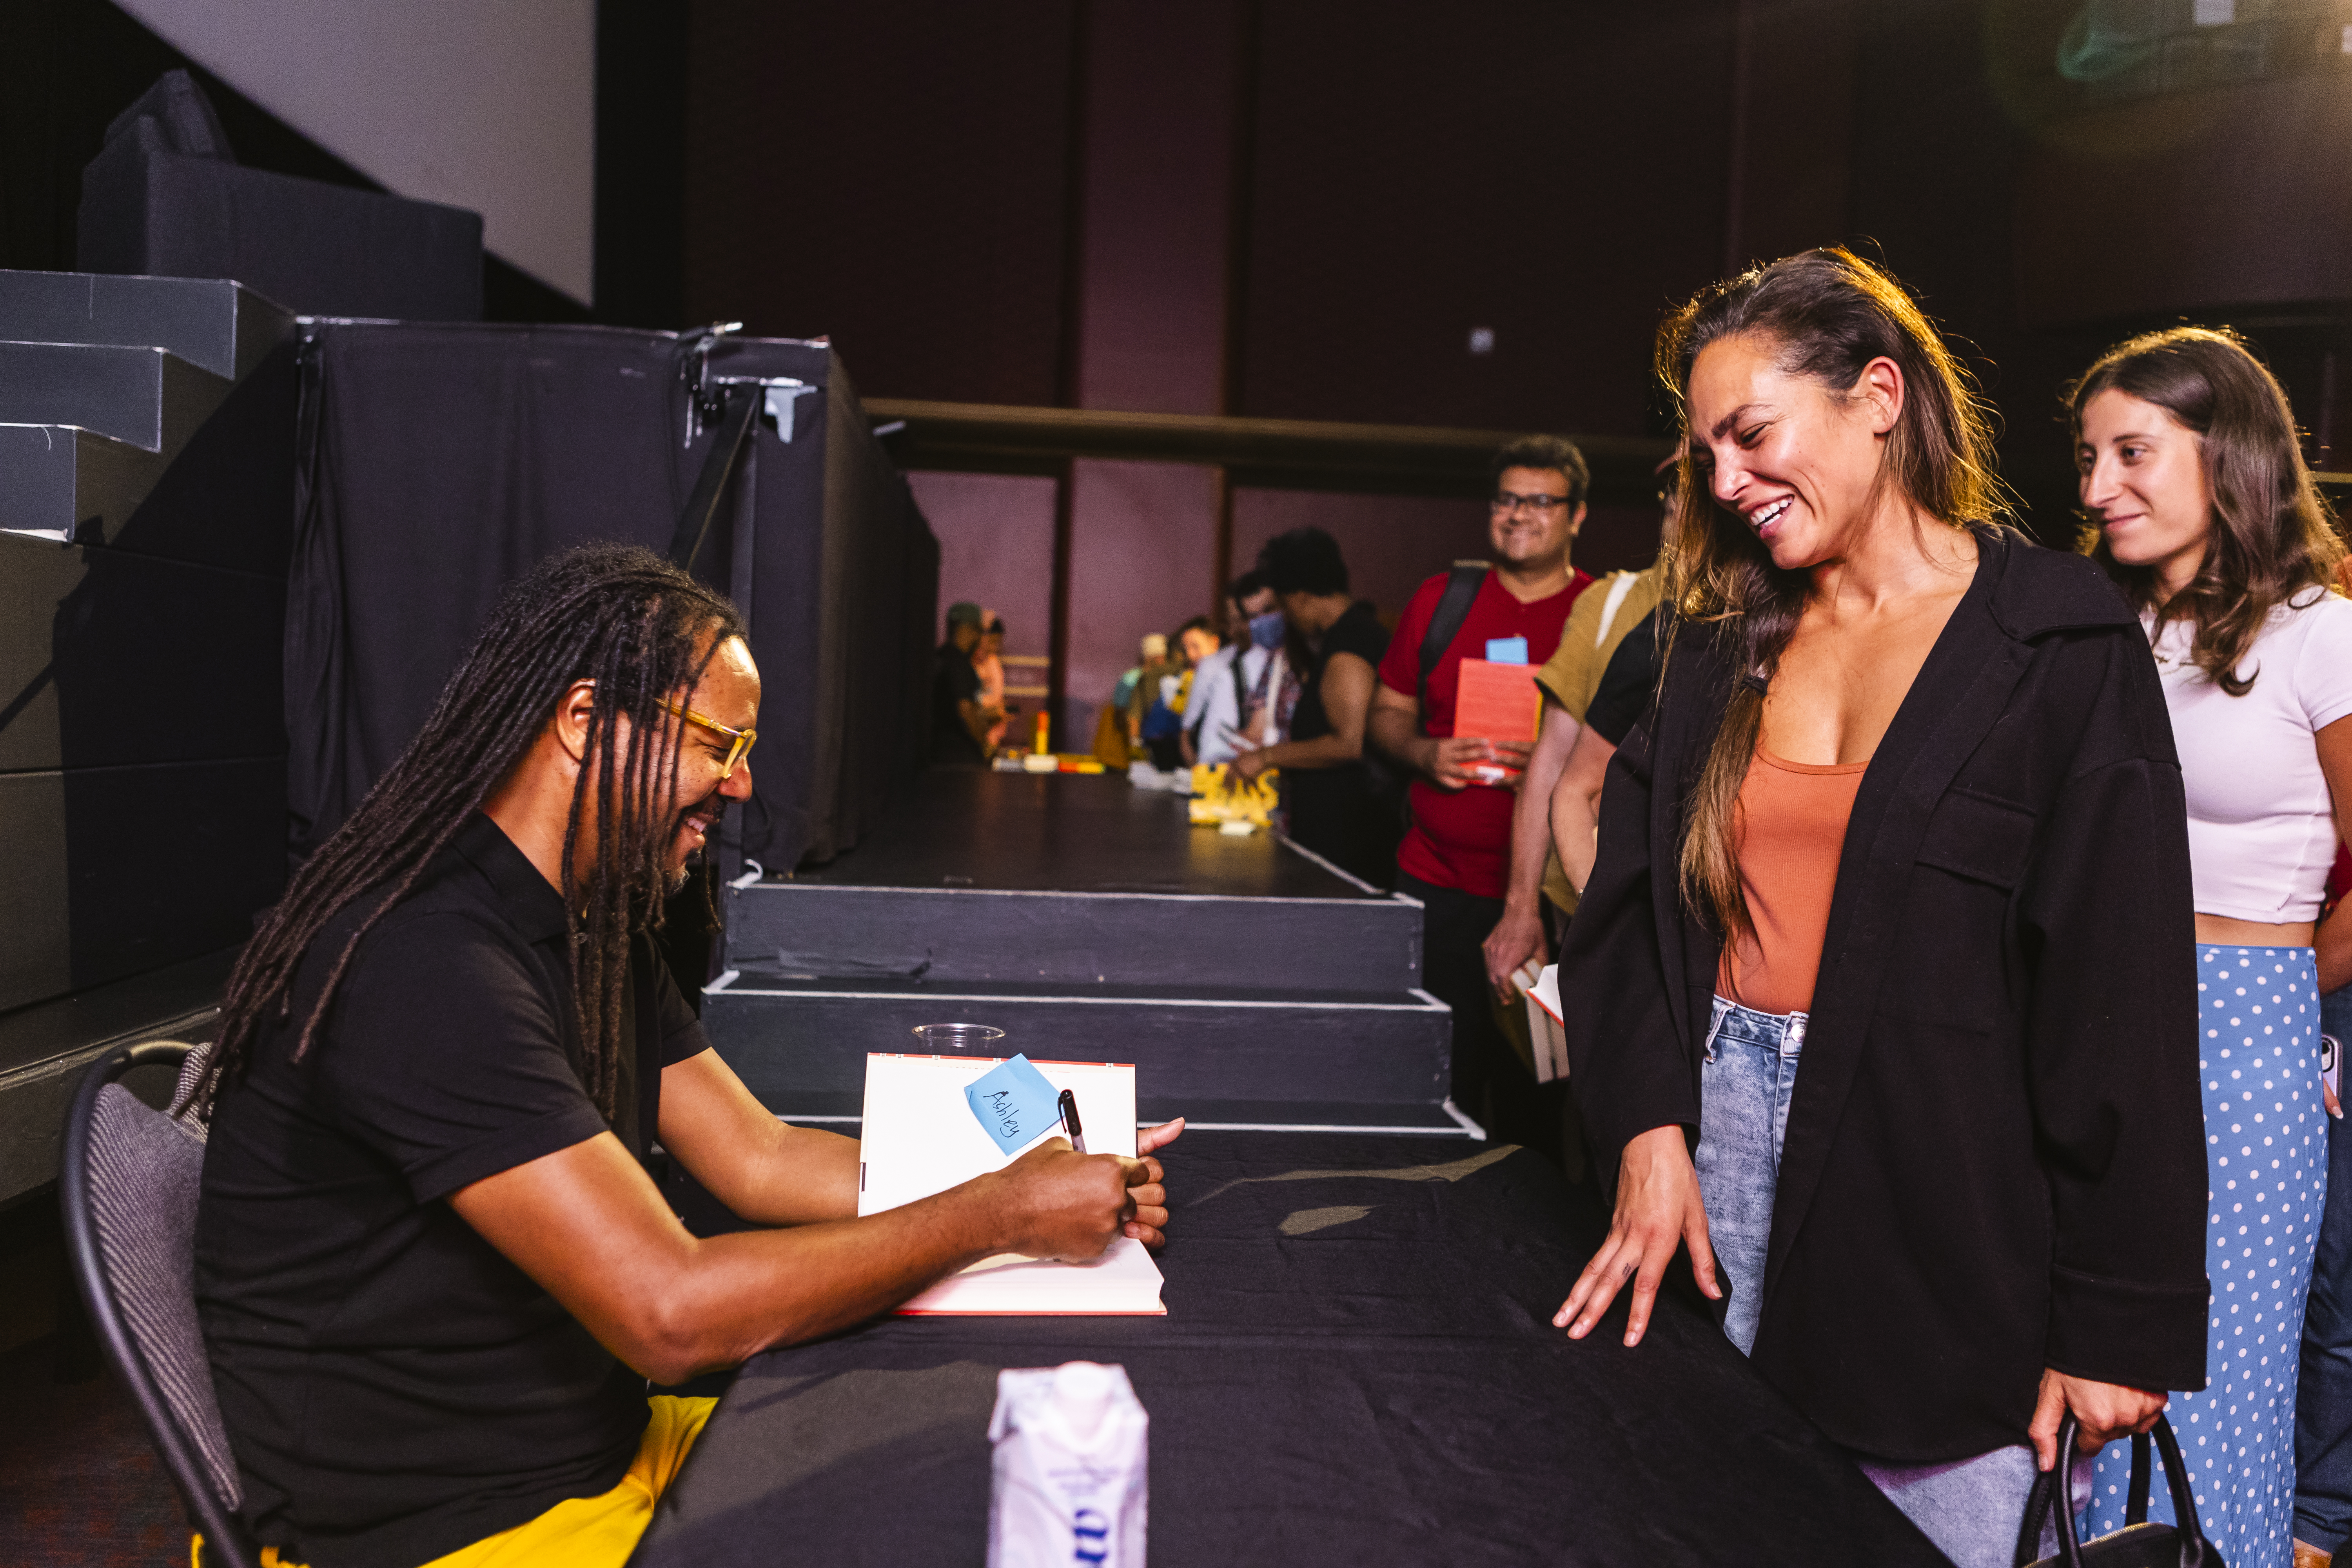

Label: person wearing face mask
[1184,573,1283,768]
[1551,249,2207,1568]
[2067,327,2352,1568]
[1234,528,1394,889]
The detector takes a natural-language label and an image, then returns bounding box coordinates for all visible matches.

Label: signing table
[628,1132,1943,1566]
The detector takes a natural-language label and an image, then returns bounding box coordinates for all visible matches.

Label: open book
[858,1053,1166,1316]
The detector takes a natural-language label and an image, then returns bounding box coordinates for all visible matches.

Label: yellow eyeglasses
[654,698,757,779]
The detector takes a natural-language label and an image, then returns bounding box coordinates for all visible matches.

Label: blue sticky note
[964,1054,1062,1156]
[1484,636,1529,665]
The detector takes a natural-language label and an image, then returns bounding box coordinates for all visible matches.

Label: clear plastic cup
[911,1023,1007,1052]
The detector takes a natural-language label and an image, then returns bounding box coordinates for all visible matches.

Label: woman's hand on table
[1123,1118,1185,1247]
[1553,1124,1719,1347]
[2029,1370,2167,1471]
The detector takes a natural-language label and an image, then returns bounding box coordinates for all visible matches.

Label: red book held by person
[1452,658,1541,784]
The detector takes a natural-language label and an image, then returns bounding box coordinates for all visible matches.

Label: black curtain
[285,321,934,881]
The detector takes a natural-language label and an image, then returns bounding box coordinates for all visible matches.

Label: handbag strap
[2013,1413,2221,1568]
[2013,1432,2065,1568]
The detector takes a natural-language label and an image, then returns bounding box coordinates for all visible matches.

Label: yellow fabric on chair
[195,1396,718,1568]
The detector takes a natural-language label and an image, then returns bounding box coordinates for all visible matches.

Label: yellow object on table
[1188,762,1278,828]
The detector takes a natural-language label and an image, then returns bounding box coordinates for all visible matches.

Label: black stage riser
[0,270,292,382]
[702,986,1454,1129]
[78,151,482,322]
[724,883,1422,994]
[0,341,229,458]
[0,534,284,773]
[0,758,285,1013]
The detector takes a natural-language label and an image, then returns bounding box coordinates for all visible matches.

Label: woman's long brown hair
[1655,247,2009,942]
[2069,326,2347,695]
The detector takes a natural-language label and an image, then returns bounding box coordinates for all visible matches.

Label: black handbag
[2012,1414,2223,1567]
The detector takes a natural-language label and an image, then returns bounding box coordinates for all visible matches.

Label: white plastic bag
[987,1361,1148,1568]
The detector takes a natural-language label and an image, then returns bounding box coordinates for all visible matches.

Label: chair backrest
[60,1038,261,1568]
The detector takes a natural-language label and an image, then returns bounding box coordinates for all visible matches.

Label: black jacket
[1560,529,2209,1462]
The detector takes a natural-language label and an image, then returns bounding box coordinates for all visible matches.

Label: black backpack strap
[1416,561,1490,712]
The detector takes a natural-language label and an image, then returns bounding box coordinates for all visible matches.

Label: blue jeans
[1697,996,2067,1568]
[1693,996,1806,1356]
[2297,980,2352,1552]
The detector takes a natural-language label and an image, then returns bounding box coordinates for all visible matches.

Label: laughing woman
[1551,249,2210,1568]
[2071,327,2352,1568]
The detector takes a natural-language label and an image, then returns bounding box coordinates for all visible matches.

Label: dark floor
[0,1334,187,1566]
[0,1198,188,1566]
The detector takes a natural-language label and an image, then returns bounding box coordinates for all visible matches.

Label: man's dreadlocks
[190,544,745,1122]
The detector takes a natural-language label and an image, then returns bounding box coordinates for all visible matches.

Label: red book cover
[1452,659,1540,784]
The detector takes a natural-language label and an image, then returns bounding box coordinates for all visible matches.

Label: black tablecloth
[628,1132,1944,1566]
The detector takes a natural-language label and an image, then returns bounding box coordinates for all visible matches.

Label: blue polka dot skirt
[2082,947,2327,1568]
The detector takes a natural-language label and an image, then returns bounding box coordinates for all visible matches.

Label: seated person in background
[929,600,997,766]
[1536,450,1682,904]
[1234,527,1396,889]
[192,545,1182,1568]
[1138,615,1218,770]
[973,610,1010,753]
[1094,631,1169,766]
[1124,633,1186,759]
[1183,572,1282,768]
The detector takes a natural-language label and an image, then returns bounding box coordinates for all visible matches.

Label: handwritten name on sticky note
[963,1054,1062,1156]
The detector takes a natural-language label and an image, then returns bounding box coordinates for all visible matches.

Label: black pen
[1058,1088,1087,1154]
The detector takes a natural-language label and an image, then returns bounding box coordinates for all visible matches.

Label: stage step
[0,422,163,546]
[0,341,231,459]
[701,976,1461,1134]
[723,880,1423,995]
[0,269,292,381]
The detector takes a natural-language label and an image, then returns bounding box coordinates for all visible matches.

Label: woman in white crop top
[2074,325,2352,1568]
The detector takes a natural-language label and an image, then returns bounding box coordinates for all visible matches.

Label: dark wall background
[11,0,2351,739]
[677,0,2352,541]
[681,0,1082,405]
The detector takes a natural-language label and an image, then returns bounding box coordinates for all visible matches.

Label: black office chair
[59,1039,262,1568]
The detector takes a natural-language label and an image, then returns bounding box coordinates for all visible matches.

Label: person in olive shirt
[192,546,1182,1568]
[1234,527,1396,888]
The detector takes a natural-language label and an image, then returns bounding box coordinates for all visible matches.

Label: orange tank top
[1715,745,1867,1016]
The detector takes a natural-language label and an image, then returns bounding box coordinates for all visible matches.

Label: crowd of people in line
[931,247,2352,1568]
[186,243,2352,1568]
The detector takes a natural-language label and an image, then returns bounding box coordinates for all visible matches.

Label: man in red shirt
[1368,436,1591,1152]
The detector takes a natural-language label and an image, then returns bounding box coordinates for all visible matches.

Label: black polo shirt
[195,813,711,1568]
[931,641,986,766]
